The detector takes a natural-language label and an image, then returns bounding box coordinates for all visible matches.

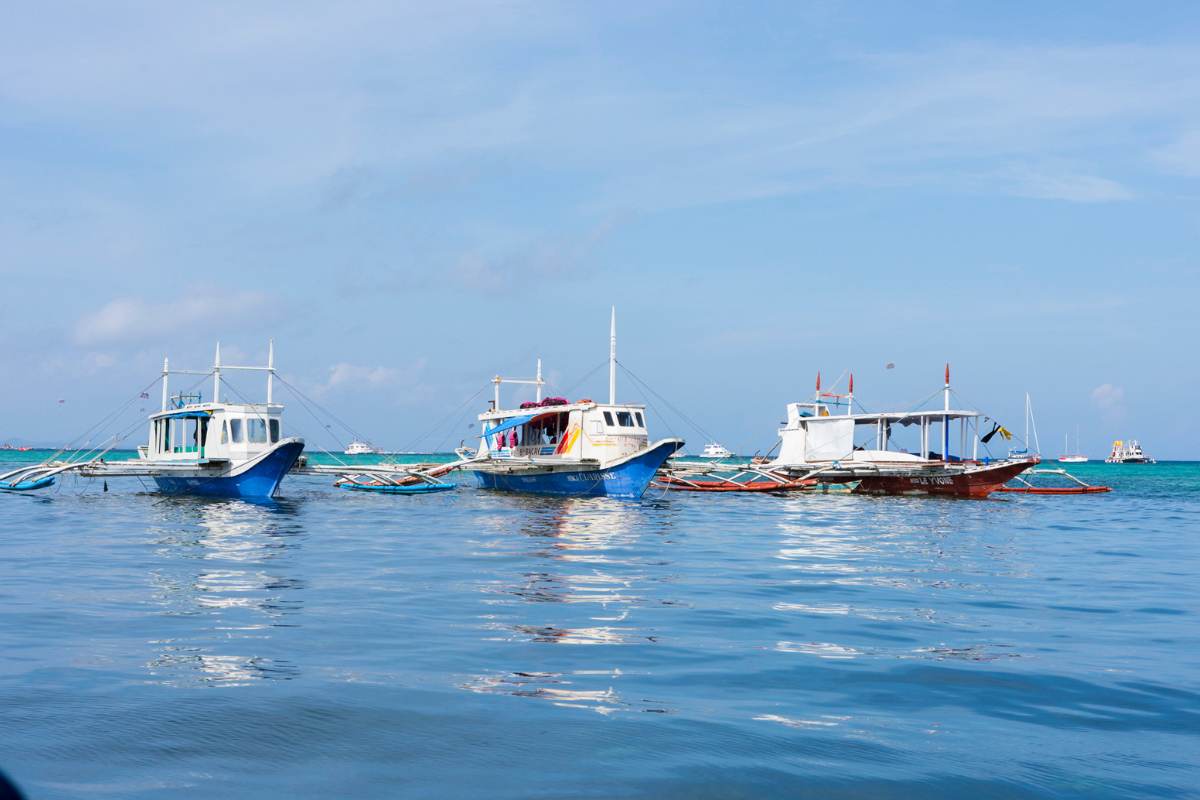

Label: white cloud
[73,292,271,344]
[1091,383,1126,413]
[1151,130,1200,177]
[313,358,428,398]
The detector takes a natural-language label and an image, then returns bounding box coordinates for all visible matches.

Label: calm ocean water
[1,456,1197,798]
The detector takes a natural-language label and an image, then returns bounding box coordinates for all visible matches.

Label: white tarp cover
[804,418,854,461]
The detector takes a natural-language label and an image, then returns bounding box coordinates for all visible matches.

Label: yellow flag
[998,426,1013,440]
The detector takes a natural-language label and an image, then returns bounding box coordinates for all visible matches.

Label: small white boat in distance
[1058,429,1088,463]
[345,440,378,455]
[701,442,733,459]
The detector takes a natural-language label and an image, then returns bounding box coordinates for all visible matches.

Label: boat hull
[853,459,1035,499]
[470,440,680,499]
[152,440,305,500]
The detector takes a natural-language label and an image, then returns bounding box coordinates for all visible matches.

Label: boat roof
[479,400,645,422]
[150,402,282,421]
[792,408,980,425]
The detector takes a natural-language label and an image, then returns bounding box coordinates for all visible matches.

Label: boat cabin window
[603,411,614,426]
[616,411,634,427]
[229,418,244,443]
[248,418,268,443]
[269,419,280,443]
[220,420,229,444]
[635,411,644,427]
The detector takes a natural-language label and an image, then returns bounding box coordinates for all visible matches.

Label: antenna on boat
[161,356,169,411]
[609,306,617,405]
[267,339,275,404]
[815,371,821,404]
[847,373,854,416]
[213,342,222,404]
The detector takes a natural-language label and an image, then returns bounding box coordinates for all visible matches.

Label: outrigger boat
[461,310,683,499]
[1,343,305,500]
[656,367,1034,497]
[765,367,1036,498]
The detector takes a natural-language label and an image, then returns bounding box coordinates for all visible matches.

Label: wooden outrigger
[293,458,479,494]
[653,461,853,493]
[996,468,1111,495]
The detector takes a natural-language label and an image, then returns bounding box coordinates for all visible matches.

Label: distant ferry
[1106,439,1154,464]
[701,442,733,459]
[345,440,378,456]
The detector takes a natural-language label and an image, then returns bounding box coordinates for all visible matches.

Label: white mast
[213,342,221,404]
[608,306,617,405]
[942,363,950,460]
[536,358,543,403]
[161,356,169,411]
[267,339,275,404]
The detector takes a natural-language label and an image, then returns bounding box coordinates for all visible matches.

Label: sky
[2,1,1199,457]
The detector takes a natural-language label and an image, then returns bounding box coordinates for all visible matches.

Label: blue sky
[3,2,1199,457]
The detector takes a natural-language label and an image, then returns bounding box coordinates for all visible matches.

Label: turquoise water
[1,459,1197,798]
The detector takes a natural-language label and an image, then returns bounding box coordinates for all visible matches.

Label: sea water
[0,456,1196,798]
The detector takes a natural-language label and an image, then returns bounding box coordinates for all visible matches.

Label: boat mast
[267,339,275,404]
[213,342,221,404]
[943,363,950,461]
[847,373,854,416]
[608,306,616,405]
[161,356,169,411]
[536,358,543,403]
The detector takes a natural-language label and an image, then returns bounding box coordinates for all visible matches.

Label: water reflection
[463,669,670,715]
[769,495,1025,664]
[145,497,305,686]
[466,496,677,712]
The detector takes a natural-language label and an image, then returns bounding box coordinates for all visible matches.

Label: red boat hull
[854,460,1034,499]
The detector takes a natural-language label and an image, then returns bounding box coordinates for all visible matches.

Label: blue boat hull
[0,476,55,492]
[152,440,304,500]
[470,440,679,499]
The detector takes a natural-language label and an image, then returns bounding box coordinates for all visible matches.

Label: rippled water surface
[1,461,1198,798]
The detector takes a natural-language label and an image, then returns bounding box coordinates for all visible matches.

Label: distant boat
[344,440,378,455]
[701,442,733,459]
[1106,439,1154,464]
[1058,428,1088,463]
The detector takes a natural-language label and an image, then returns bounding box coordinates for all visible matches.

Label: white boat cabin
[773,368,988,467]
[141,341,286,464]
[144,395,284,463]
[477,400,650,464]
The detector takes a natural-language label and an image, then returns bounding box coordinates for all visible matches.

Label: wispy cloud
[73,292,272,345]
[312,358,428,399]
[1091,383,1126,416]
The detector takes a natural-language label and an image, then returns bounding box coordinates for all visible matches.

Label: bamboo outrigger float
[996,468,1111,495]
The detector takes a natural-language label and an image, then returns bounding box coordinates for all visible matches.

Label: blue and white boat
[2,342,305,500]
[464,310,683,499]
[100,342,304,499]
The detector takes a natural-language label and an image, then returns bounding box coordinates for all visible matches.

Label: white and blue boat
[463,310,683,499]
[2,342,304,500]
